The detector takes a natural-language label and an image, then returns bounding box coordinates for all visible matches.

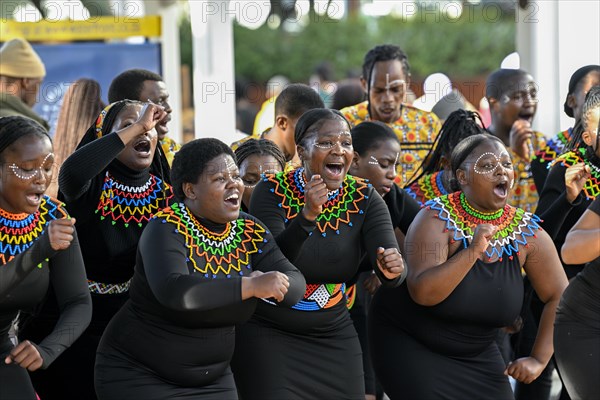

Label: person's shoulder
[340,101,369,124]
[400,104,441,125]
[41,195,70,220]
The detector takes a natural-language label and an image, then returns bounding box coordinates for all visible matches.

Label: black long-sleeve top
[0,197,91,368]
[248,169,403,333]
[58,134,172,284]
[96,206,304,387]
[536,161,593,279]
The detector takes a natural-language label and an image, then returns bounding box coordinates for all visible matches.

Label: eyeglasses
[8,153,55,181]
[501,90,538,105]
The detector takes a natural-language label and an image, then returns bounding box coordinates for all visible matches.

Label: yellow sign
[0,16,161,42]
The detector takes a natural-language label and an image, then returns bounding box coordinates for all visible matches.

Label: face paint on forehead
[385,73,405,97]
[223,155,237,172]
[368,152,400,166]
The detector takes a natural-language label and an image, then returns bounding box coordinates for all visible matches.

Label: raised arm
[405,208,496,306]
[561,197,600,265]
[506,229,568,383]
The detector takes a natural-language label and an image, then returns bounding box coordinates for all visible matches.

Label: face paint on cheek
[368,156,379,165]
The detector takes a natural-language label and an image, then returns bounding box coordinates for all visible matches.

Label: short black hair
[0,116,50,161]
[234,138,286,171]
[294,108,351,146]
[564,65,600,118]
[449,133,504,191]
[274,83,324,120]
[350,121,398,155]
[108,69,164,103]
[485,69,533,100]
[407,110,486,187]
[171,138,235,199]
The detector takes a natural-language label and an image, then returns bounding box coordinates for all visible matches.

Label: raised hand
[302,174,328,221]
[48,218,76,251]
[470,223,497,256]
[136,103,167,132]
[565,162,591,203]
[376,247,404,280]
[4,340,44,371]
[509,119,534,160]
[504,357,545,384]
[250,271,290,302]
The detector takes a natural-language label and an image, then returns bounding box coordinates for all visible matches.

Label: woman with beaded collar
[0,116,91,399]
[232,108,406,399]
[21,100,172,399]
[369,133,568,399]
[95,138,305,399]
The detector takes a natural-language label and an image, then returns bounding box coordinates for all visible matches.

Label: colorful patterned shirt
[341,101,441,184]
[508,131,547,212]
[160,137,181,167]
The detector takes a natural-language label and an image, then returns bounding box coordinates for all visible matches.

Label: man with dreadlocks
[341,44,441,184]
[404,109,487,206]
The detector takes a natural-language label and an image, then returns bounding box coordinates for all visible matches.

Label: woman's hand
[376,247,404,280]
[302,174,328,221]
[48,218,76,251]
[504,357,545,384]
[249,271,290,302]
[135,103,167,132]
[4,340,44,371]
[470,224,497,256]
[565,162,591,203]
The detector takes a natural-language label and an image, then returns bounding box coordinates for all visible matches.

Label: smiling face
[0,134,53,214]
[113,103,159,171]
[138,80,171,140]
[362,60,408,123]
[455,140,515,213]
[297,117,354,190]
[184,154,244,224]
[350,138,400,197]
[239,153,282,209]
[491,73,538,129]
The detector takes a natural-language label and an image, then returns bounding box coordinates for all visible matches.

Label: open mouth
[224,192,240,208]
[26,191,44,207]
[518,112,534,123]
[133,139,151,154]
[493,181,508,198]
[324,162,344,178]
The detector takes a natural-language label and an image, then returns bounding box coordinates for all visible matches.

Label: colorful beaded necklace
[1,196,67,265]
[153,203,267,278]
[405,170,449,206]
[95,171,173,227]
[552,148,600,200]
[533,128,571,164]
[266,168,369,236]
[425,192,542,261]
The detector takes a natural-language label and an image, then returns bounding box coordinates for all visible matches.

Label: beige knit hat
[0,38,46,79]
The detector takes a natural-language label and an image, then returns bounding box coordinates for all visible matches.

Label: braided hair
[567,85,600,151]
[234,138,286,171]
[362,45,410,118]
[0,116,50,161]
[406,109,486,188]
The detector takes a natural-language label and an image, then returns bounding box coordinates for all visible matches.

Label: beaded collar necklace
[266,168,369,236]
[96,171,173,227]
[0,196,67,265]
[533,128,572,164]
[405,170,449,206]
[153,203,267,278]
[425,192,542,261]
